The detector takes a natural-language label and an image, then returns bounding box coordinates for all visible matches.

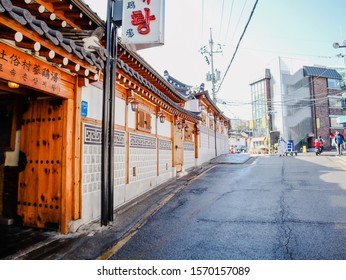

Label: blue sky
[85,0,346,120]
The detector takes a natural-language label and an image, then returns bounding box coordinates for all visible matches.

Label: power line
[218,0,226,43]
[229,0,248,46]
[224,0,234,43]
[216,0,259,94]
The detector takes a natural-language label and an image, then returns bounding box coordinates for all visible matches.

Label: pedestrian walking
[334,131,344,156]
[278,136,286,156]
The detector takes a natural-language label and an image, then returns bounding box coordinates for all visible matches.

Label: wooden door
[18,99,63,229]
[174,127,184,172]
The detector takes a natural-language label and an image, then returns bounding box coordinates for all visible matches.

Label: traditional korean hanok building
[0,0,109,234]
[0,0,230,234]
[164,71,230,164]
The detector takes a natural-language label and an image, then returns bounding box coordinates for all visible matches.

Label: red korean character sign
[122,0,165,50]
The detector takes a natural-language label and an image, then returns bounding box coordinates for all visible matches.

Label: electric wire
[218,0,225,43]
[201,0,205,46]
[216,0,259,94]
[229,0,248,46]
[224,0,234,44]
[218,65,344,109]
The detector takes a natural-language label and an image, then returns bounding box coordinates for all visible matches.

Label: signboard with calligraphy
[122,0,165,50]
[0,42,68,96]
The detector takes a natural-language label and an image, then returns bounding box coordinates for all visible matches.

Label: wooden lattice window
[209,117,214,130]
[201,113,207,126]
[137,108,152,132]
[184,126,193,142]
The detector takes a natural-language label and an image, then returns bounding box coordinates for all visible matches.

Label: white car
[234,145,247,153]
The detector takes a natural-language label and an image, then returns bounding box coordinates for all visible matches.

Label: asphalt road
[108,153,346,260]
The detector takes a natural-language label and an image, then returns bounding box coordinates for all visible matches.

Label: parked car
[234,145,247,153]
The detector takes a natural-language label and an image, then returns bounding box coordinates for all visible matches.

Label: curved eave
[117,58,201,123]
[118,43,189,104]
[68,0,106,28]
[1,0,107,78]
[194,90,229,121]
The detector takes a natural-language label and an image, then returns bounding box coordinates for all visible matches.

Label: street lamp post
[101,0,122,226]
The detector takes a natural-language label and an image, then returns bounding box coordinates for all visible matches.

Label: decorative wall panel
[130,133,156,149]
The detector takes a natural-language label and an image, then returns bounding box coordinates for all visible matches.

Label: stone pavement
[2,153,250,260]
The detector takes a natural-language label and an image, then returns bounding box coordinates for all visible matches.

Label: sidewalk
[2,153,250,260]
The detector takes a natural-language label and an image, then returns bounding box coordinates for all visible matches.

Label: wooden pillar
[156,111,159,177]
[171,117,176,168]
[73,79,82,220]
[125,91,130,185]
[61,98,74,234]
[194,124,199,160]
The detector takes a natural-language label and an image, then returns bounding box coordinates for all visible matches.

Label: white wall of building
[79,86,229,226]
[81,85,103,120]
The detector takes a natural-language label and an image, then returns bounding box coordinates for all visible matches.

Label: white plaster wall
[151,114,156,134]
[81,85,103,120]
[184,150,195,170]
[157,120,171,138]
[185,99,199,112]
[158,146,173,184]
[198,127,217,164]
[128,105,136,129]
[82,191,101,223]
[115,97,126,127]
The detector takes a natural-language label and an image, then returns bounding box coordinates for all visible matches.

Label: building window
[329,96,342,108]
[327,79,341,89]
[330,116,343,128]
[137,107,152,133]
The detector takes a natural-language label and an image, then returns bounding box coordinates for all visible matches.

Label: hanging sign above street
[121,0,165,51]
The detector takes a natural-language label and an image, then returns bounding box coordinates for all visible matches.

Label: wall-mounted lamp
[184,125,189,132]
[158,113,166,123]
[8,81,20,89]
[128,97,139,112]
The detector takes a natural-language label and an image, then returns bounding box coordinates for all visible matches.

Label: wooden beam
[0,15,99,75]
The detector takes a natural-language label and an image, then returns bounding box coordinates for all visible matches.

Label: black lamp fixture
[128,97,139,112]
[158,113,166,123]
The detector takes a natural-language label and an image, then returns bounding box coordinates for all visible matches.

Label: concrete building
[250,57,344,152]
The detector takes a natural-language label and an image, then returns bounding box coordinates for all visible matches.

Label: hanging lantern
[159,113,166,123]
[128,97,139,112]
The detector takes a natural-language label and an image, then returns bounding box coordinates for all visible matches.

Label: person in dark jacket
[334,131,345,156]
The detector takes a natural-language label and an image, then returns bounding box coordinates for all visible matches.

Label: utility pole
[200,28,222,103]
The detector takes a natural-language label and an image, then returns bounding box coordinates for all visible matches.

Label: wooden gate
[174,127,184,172]
[18,99,63,229]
